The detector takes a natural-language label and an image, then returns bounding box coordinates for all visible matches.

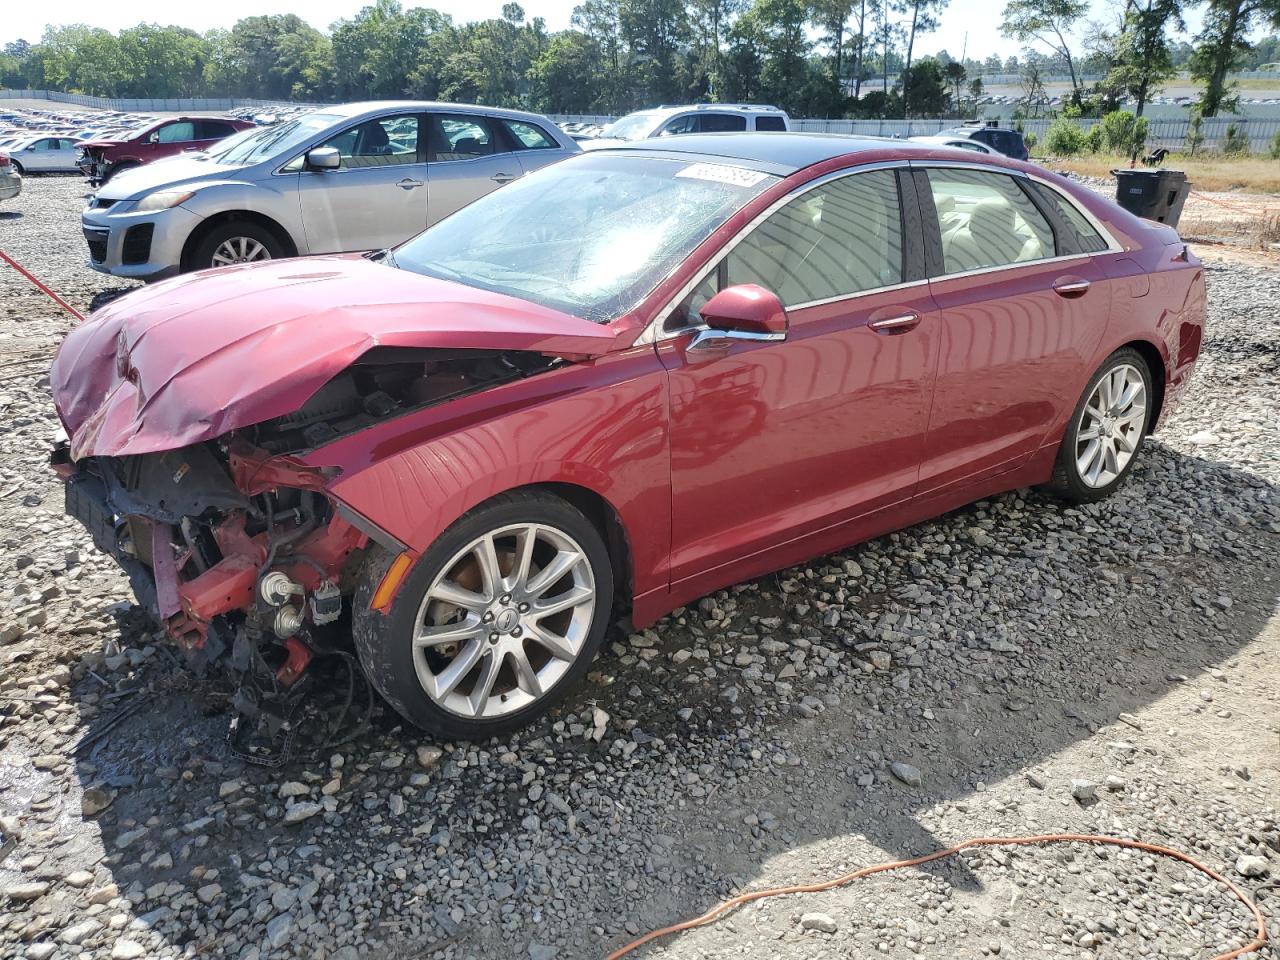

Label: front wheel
[352,491,614,740]
[190,221,283,272]
[1046,348,1153,503]
[10,160,23,176]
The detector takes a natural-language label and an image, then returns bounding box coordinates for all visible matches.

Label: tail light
[0,153,10,167]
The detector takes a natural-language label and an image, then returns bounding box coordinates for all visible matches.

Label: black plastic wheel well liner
[181,210,298,270]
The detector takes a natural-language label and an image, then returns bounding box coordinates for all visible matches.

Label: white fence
[553,113,1280,150]
[0,89,318,112]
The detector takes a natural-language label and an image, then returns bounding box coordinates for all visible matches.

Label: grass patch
[1045,153,1280,194]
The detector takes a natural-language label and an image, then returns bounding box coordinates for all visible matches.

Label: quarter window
[433,116,496,160]
[1025,181,1109,254]
[699,114,747,133]
[754,116,786,132]
[319,116,420,168]
[504,120,557,150]
[927,168,1054,274]
[727,169,905,307]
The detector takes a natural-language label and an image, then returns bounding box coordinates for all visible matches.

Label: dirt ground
[0,175,1277,960]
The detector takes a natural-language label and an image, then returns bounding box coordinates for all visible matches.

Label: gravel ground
[1,175,1278,960]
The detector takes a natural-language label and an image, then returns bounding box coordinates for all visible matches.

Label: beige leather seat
[944,199,1036,272]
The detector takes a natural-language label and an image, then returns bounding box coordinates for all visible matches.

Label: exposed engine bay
[53,348,561,763]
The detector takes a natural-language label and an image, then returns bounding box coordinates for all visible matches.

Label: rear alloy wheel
[353,491,614,739]
[1047,348,1152,503]
[191,221,283,272]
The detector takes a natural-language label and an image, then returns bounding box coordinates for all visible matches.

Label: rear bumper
[0,174,19,201]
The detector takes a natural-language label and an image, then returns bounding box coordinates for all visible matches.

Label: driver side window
[317,115,420,169]
[669,169,905,328]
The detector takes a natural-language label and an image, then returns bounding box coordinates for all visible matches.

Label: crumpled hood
[52,255,620,459]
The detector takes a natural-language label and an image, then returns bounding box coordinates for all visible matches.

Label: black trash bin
[1113,169,1191,227]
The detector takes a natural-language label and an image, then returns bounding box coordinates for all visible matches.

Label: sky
[2,0,1212,64]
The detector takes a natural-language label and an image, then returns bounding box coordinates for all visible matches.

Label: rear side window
[433,115,496,160]
[700,114,747,133]
[200,120,237,139]
[727,169,904,307]
[928,168,1055,274]
[504,120,557,149]
[1026,181,1110,254]
[754,115,786,132]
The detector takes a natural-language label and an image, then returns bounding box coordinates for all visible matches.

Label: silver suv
[581,104,790,151]
[81,101,580,280]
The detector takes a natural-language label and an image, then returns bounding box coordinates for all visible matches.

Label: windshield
[392,154,778,323]
[208,113,341,166]
[602,113,661,141]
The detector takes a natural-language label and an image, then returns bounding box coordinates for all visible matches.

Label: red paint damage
[50,254,621,460]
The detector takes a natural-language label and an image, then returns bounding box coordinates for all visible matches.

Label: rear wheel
[190,221,283,272]
[1046,348,1152,503]
[353,491,614,740]
[10,160,23,176]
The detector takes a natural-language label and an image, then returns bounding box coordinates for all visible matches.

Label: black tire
[1044,347,1153,504]
[352,490,615,740]
[189,220,284,272]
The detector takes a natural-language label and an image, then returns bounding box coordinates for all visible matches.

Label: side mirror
[306,147,341,170]
[146,132,160,144]
[701,284,787,337]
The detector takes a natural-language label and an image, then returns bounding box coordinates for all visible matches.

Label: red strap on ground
[605,833,1269,960]
[0,247,86,322]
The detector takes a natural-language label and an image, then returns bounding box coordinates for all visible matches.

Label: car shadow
[0,211,20,222]
[87,287,136,312]
[16,441,1278,959]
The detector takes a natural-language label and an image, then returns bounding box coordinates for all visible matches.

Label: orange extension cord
[605,834,1270,960]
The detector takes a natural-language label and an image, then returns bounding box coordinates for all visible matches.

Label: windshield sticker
[675,163,771,188]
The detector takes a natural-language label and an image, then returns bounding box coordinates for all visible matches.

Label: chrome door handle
[491,173,519,184]
[397,178,424,190]
[867,311,921,334]
[1053,278,1091,297]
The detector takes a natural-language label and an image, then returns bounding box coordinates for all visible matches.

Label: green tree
[1000,0,1089,101]
[898,0,948,117]
[531,31,607,111]
[1191,0,1280,116]
[942,58,965,107]
[1100,0,1183,117]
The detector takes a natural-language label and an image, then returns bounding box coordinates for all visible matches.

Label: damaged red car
[52,135,1205,742]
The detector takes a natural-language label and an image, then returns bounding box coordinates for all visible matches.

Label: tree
[968,75,985,98]
[1101,0,1183,117]
[898,57,946,115]
[942,57,966,107]
[1000,0,1089,101]
[898,0,948,117]
[1191,0,1280,116]
[1019,58,1047,116]
[531,31,606,111]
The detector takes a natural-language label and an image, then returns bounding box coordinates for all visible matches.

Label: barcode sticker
[675,163,770,188]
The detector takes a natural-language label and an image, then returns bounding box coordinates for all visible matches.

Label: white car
[908,135,996,155]
[6,135,85,174]
[582,104,790,150]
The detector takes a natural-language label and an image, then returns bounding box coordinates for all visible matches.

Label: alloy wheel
[211,236,271,267]
[412,523,597,719]
[1075,362,1147,488]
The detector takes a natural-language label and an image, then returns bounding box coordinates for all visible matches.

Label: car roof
[320,100,560,124]
[608,132,947,173]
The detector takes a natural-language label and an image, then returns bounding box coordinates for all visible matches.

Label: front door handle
[1053,277,1091,298]
[867,311,922,334]
[491,173,519,184]
[397,178,424,190]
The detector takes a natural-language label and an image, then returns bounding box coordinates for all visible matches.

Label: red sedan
[51,135,1205,741]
